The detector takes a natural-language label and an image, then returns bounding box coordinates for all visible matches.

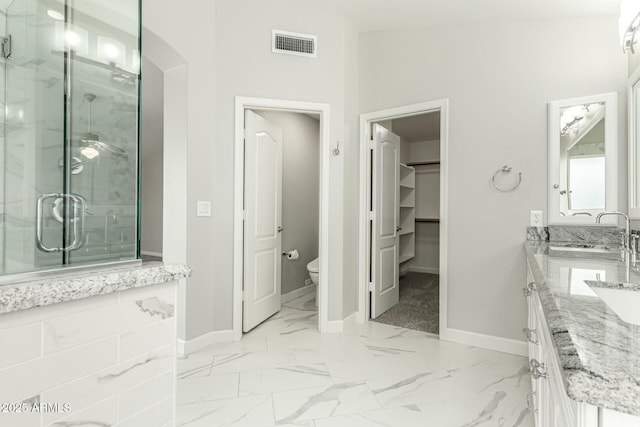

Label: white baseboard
[342,312,358,332]
[282,284,316,303]
[141,250,163,258]
[177,329,234,355]
[324,312,357,334]
[325,319,343,334]
[408,266,439,274]
[440,327,527,357]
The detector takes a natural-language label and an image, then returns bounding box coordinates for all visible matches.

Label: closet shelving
[406,160,440,167]
[399,164,416,264]
[416,218,440,223]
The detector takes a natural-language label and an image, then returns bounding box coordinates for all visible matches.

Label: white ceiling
[0,0,621,30]
[307,0,621,32]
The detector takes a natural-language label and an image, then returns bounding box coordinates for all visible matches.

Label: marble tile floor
[176,292,533,427]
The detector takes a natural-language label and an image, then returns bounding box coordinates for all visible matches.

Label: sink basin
[586,281,640,326]
[549,244,621,261]
[549,244,615,254]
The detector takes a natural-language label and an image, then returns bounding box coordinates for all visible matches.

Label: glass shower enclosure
[1,0,141,278]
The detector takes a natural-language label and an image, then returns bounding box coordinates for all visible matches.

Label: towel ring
[492,165,522,192]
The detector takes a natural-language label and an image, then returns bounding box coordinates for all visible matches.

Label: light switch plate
[530,210,543,226]
[197,201,211,217]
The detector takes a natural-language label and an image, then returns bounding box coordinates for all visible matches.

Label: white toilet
[307,257,320,307]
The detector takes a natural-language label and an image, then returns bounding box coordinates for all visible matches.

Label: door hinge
[368,211,375,221]
[1,35,12,59]
[368,282,374,292]
[242,290,246,301]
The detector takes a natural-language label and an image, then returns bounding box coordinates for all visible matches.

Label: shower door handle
[67,194,87,251]
[36,193,64,253]
[36,193,87,253]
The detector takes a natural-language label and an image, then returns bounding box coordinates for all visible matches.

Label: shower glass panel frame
[1,0,141,280]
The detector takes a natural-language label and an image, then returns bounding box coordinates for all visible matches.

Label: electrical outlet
[305,279,312,286]
[530,210,543,227]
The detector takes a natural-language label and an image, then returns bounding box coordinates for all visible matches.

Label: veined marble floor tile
[249,310,318,339]
[417,388,533,426]
[239,363,333,395]
[176,306,533,427]
[366,355,530,409]
[293,336,375,365]
[283,292,317,311]
[311,405,433,427]
[183,335,269,358]
[177,372,239,405]
[176,394,274,427]
[325,353,420,383]
[179,347,297,379]
[273,382,381,424]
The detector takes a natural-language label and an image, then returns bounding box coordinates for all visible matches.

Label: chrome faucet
[596,211,635,263]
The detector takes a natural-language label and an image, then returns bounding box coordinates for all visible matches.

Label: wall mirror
[629,71,640,218]
[548,93,618,224]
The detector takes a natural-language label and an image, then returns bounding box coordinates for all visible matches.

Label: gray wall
[143,0,218,341]
[141,151,163,255]
[256,110,320,295]
[343,21,360,319]
[144,2,629,344]
[145,0,356,340]
[359,17,628,341]
[214,0,350,324]
[140,57,164,256]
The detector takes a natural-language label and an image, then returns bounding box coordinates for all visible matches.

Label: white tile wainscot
[0,280,180,427]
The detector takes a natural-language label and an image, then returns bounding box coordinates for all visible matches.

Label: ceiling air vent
[272,30,317,58]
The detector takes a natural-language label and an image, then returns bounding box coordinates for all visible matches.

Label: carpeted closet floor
[372,272,439,334]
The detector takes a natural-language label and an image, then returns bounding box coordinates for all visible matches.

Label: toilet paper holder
[282,250,300,260]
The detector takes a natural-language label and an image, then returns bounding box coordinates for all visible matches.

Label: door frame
[357,99,450,337]
[233,96,330,340]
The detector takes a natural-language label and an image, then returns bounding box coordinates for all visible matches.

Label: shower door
[3,0,66,275]
[1,0,141,277]
[65,0,140,266]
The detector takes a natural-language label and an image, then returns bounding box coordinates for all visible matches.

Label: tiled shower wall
[0,282,178,427]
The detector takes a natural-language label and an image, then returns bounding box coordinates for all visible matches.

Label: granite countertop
[525,241,640,416]
[0,261,191,315]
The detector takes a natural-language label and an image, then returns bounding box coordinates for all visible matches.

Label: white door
[371,123,400,318]
[243,110,284,332]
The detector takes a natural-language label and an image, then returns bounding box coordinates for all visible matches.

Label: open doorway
[140,57,164,262]
[233,97,331,340]
[358,100,449,337]
[241,109,320,332]
[371,112,441,334]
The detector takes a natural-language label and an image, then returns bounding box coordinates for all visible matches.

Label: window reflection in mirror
[548,92,617,225]
[559,102,606,214]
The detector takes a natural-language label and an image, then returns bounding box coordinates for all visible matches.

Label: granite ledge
[0,262,191,315]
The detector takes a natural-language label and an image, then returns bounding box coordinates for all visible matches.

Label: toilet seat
[307,257,319,273]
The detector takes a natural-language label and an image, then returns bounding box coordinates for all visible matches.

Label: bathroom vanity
[0,262,190,427]
[524,237,640,426]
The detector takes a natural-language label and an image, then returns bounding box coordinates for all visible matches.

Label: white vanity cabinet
[525,263,599,427]
[525,263,640,426]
